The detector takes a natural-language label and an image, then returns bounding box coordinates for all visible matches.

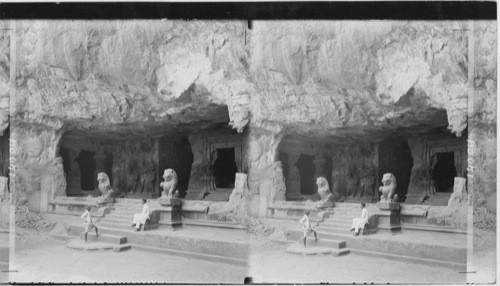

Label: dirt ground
[11,227,247,284]
[8,226,497,284]
[247,238,496,284]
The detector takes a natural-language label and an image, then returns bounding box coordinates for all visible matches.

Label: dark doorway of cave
[432,152,457,193]
[213,148,237,189]
[76,150,96,191]
[297,154,316,195]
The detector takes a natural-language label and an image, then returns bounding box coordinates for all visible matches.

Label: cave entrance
[76,150,96,191]
[0,128,9,178]
[0,128,9,204]
[184,130,244,201]
[60,133,159,198]
[432,152,457,193]
[378,139,414,203]
[213,148,237,189]
[159,136,194,199]
[297,154,316,196]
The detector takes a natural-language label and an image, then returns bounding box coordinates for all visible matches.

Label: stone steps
[67,239,132,251]
[79,232,128,244]
[67,227,132,252]
[67,224,249,262]
[282,227,350,256]
[111,208,143,213]
[184,189,206,200]
[182,219,246,230]
[201,188,233,202]
[287,236,347,249]
[423,193,452,206]
[103,208,243,230]
[99,221,134,229]
[317,225,352,234]
[285,243,351,256]
[401,223,467,234]
[287,228,466,265]
[104,213,137,220]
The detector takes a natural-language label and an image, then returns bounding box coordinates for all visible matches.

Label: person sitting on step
[81,206,98,243]
[351,203,368,236]
[299,210,318,247]
[132,199,150,231]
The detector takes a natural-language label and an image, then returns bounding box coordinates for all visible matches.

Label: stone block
[157,197,182,207]
[0,177,7,201]
[96,197,115,204]
[315,201,334,209]
[153,204,182,229]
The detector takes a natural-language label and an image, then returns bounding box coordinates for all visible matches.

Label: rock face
[0,23,10,136]
[4,20,495,222]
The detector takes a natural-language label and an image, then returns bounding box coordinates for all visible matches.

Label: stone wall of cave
[13,126,66,212]
[0,128,9,177]
[330,143,378,202]
[406,135,467,204]
[279,137,379,202]
[186,129,244,200]
[5,20,495,222]
[159,136,193,198]
[60,134,159,198]
[378,139,413,202]
[279,136,417,203]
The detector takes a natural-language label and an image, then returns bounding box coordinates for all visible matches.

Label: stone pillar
[285,153,301,200]
[187,134,208,190]
[94,152,107,173]
[234,145,243,172]
[67,149,81,194]
[94,151,107,191]
[405,138,431,204]
[153,139,160,197]
[246,124,285,217]
[313,156,327,178]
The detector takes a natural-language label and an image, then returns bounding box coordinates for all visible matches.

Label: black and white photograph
[0,2,496,284]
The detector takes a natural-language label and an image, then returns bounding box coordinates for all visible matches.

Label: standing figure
[131,199,150,231]
[351,203,368,236]
[81,206,99,243]
[299,210,318,247]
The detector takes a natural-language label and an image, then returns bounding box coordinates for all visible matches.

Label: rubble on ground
[15,206,56,232]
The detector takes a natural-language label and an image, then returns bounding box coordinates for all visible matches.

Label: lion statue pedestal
[159,169,180,199]
[156,169,182,228]
[315,177,334,209]
[96,172,115,204]
[378,173,397,202]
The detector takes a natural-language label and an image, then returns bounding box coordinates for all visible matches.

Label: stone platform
[264,201,467,270]
[285,242,350,256]
[67,238,131,251]
[267,201,333,221]
[0,229,8,272]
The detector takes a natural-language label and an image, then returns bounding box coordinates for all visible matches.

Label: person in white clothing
[132,199,150,231]
[299,210,317,247]
[81,206,98,243]
[351,203,369,236]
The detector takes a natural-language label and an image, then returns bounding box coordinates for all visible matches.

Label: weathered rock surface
[3,20,495,220]
[0,23,10,135]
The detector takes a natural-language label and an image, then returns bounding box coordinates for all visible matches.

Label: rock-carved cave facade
[3,20,494,221]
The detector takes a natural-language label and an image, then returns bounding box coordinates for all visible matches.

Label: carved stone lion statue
[160,169,179,198]
[316,177,334,203]
[379,173,397,202]
[97,172,115,198]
